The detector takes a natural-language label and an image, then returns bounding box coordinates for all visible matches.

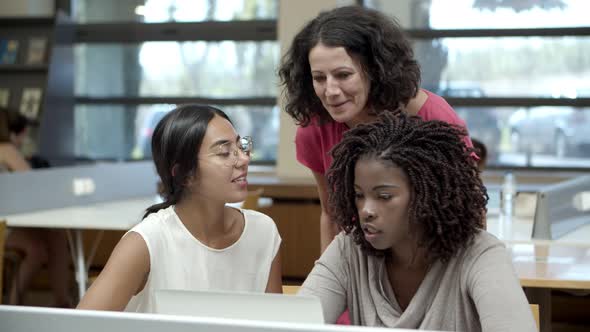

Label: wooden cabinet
[249,176,322,279]
[260,201,321,279]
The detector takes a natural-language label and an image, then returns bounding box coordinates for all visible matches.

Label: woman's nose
[234,149,250,168]
[359,202,377,222]
[325,77,341,97]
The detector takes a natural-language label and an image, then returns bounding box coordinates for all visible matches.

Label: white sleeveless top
[124,205,281,313]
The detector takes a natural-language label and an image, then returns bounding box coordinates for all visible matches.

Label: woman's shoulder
[0,143,20,155]
[418,89,466,125]
[318,232,375,276]
[132,205,177,232]
[0,143,31,171]
[325,232,363,259]
[242,209,279,233]
[297,117,346,137]
[459,231,507,266]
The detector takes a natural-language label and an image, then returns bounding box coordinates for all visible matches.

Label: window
[75,42,279,98]
[72,0,278,163]
[365,0,590,169]
[73,0,278,23]
[74,104,278,163]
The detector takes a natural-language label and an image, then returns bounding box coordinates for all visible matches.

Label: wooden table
[508,243,590,290]
[487,215,590,332]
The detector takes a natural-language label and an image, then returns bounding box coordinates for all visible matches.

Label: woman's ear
[183,167,200,189]
[171,164,178,177]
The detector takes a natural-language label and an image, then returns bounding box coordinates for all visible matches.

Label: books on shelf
[19,87,43,120]
[0,39,19,64]
[0,88,10,108]
[26,37,48,65]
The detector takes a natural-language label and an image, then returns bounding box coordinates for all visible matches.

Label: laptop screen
[0,304,438,332]
[153,289,325,324]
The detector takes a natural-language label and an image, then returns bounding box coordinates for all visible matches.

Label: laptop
[0,304,428,332]
[154,289,325,324]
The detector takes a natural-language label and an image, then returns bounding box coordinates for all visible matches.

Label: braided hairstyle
[143,104,232,219]
[327,112,487,263]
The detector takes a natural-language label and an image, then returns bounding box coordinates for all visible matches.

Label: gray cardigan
[299,231,537,331]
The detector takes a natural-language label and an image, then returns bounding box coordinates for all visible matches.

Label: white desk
[2,196,155,299]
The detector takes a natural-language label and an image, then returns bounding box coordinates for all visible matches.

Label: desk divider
[533,175,590,240]
[0,161,159,215]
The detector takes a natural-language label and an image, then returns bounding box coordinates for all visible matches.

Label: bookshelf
[0,12,74,160]
[0,64,48,72]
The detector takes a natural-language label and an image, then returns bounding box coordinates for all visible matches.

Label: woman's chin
[329,113,354,126]
[227,193,248,205]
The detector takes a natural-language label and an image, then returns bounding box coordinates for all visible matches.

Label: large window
[72,0,278,163]
[366,0,590,169]
[71,0,590,169]
[73,0,278,23]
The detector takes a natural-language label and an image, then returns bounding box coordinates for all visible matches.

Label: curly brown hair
[327,112,487,263]
[278,5,421,127]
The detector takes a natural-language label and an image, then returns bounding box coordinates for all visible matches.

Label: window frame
[72,18,278,164]
[71,2,590,170]
[363,0,590,170]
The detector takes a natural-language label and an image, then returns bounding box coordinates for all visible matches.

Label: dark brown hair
[278,5,420,126]
[327,112,487,262]
[143,104,232,219]
[0,109,10,143]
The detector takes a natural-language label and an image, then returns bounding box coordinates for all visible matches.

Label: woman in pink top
[279,6,474,254]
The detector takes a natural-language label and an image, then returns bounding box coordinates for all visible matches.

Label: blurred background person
[1,108,72,307]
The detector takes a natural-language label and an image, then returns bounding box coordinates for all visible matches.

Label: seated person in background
[472,138,488,171]
[77,104,282,312]
[299,112,536,331]
[0,109,29,172]
[8,112,51,169]
[0,109,72,307]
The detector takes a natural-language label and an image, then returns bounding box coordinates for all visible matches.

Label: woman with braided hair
[78,104,282,312]
[298,112,536,331]
[279,5,475,253]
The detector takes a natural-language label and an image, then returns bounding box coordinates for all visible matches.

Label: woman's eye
[216,152,231,157]
[336,72,352,79]
[378,194,392,200]
[312,76,326,82]
[354,193,364,200]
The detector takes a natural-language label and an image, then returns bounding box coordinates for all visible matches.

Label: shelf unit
[0,12,74,160]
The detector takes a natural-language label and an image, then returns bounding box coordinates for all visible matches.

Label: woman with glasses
[77,104,282,312]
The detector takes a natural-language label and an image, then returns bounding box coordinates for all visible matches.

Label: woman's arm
[468,245,537,332]
[77,232,150,311]
[298,235,348,324]
[312,171,340,253]
[265,249,283,293]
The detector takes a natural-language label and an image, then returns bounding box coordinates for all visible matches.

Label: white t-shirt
[125,205,281,313]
